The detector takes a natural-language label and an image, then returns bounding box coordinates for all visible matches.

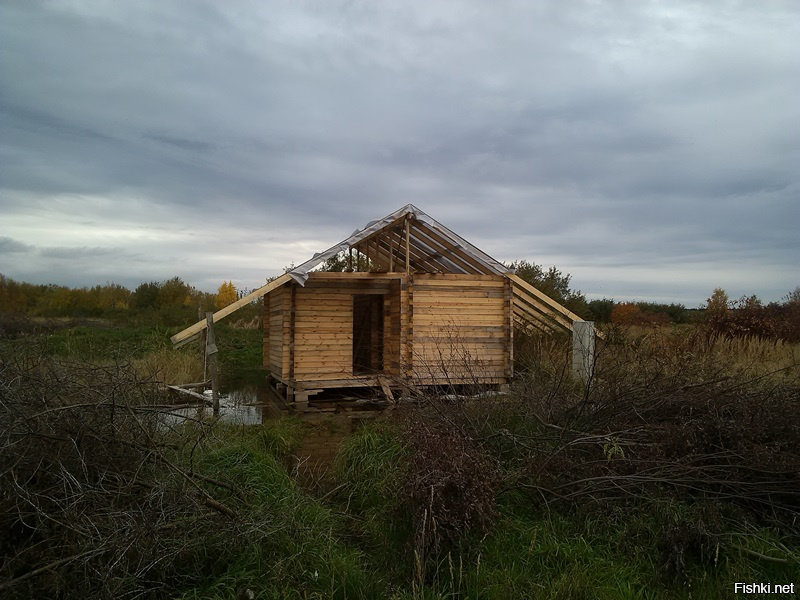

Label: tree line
[3,266,798,341]
[0,275,242,326]
[508,260,799,341]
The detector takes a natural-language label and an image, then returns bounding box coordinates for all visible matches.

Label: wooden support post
[404,218,410,274]
[388,232,394,272]
[263,293,270,370]
[205,312,219,416]
[572,321,595,383]
[347,247,353,272]
[504,277,513,381]
[289,283,296,384]
[198,304,207,381]
[407,273,414,381]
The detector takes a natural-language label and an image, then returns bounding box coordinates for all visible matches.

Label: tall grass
[2,323,797,598]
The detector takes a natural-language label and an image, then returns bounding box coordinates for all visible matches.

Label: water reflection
[164,386,396,481]
[165,386,281,425]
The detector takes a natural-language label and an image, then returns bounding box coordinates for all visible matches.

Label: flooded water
[165,387,280,425]
[163,385,396,481]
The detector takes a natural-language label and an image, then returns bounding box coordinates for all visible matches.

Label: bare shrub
[705,293,800,343]
[0,350,237,598]
[396,400,499,588]
[488,328,800,540]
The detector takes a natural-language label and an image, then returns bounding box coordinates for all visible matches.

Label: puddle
[162,385,397,481]
[164,387,280,425]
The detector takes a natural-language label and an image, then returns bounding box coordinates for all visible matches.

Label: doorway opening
[353,294,384,375]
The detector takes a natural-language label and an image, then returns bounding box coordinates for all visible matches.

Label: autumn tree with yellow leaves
[214,281,237,309]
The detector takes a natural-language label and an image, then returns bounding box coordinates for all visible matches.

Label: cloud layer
[2,1,798,305]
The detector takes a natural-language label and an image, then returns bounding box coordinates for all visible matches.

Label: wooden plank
[415,273,505,281]
[292,343,351,351]
[407,273,414,377]
[355,239,390,271]
[505,276,513,379]
[170,273,292,345]
[416,377,507,385]
[295,316,358,324]
[404,217,410,274]
[387,228,452,273]
[413,306,502,314]
[415,328,506,336]
[346,215,406,252]
[410,221,499,275]
[378,234,445,273]
[378,377,395,402]
[508,273,581,325]
[413,316,503,325]
[388,231,395,272]
[166,385,209,403]
[415,287,504,298]
[270,288,284,379]
[263,293,270,369]
[288,284,296,380]
[412,298,506,306]
[415,335,505,344]
[295,354,352,363]
[408,222,490,275]
[383,229,450,272]
[513,292,571,331]
[295,376,382,388]
[413,306,505,315]
[414,280,503,289]
[513,308,556,334]
[305,271,406,280]
[294,335,352,343]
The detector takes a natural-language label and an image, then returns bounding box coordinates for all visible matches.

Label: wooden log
[206,313,219,415]
[171,273,292,346]
[166,385,210,404]
[405,217,410,274]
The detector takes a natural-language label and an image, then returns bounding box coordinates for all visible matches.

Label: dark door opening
[353,294,384,375]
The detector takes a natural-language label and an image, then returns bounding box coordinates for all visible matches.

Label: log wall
[291,274,402,383]
[264,285,289,379]
[263,272,510,389]
[412,273,508,385]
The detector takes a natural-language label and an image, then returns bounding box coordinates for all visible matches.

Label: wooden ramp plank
[170,273,292,346]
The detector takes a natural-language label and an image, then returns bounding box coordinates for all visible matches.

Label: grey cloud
[0,237,34,254]
[38,246,129,259]
[144,134,215,153]
[1,0,798,303]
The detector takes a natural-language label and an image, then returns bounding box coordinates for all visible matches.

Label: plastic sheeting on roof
[287,204,510,285]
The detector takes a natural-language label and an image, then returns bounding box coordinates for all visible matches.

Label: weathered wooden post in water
[572,321,595,383]
[205,313,219,415]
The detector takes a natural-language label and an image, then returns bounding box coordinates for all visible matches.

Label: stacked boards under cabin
[171,205,585,403]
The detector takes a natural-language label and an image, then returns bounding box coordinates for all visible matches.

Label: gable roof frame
[287,204,509,285]
[170,204,592,346]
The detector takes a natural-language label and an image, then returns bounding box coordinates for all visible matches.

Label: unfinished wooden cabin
[171,205,587,403]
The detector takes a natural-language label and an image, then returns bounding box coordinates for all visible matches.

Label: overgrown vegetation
[2,269,799,598]
[0,352,385,598]
[3,322,796,598]
[0,273,262,328]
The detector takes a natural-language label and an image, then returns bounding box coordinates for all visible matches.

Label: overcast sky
[1,1,798,306]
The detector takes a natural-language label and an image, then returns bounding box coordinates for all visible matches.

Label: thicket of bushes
[1,326,798,598]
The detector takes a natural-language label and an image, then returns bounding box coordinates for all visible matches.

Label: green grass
[172,425,389,599]
[3,323,167,359]
[3,321,797,599]
[0,319,265,388]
